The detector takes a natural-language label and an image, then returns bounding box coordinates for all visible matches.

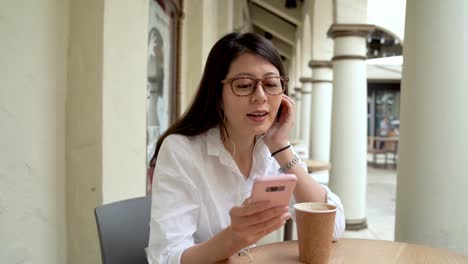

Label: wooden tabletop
[221,239,468,264]
[304,159,331,173]
[371,136,399,142]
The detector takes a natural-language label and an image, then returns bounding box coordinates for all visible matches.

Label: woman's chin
[251,124,272,136]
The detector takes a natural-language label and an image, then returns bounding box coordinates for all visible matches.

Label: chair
[367,136,398,168]
[94,196,151,264]
[367,136,387,166]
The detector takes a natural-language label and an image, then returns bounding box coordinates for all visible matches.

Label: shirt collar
[252,135,272,174]
[206,126,237,170]
[206,126,223,157]
[206,126,272,173]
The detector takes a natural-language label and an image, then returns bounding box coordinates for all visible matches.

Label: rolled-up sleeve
[286,158,345,241]
[148,138,200,264]
[322,185,345,240]
[289,184,345,241]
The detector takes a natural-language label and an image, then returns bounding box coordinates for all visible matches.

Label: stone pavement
[343,166,396,241]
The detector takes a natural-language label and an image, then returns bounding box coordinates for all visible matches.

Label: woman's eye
[264,82,280,88]
[236,84,252,89]
[234,79,254,89]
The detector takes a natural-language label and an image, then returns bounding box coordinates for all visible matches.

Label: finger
[282,94,295,106]
[255,219,287,239]
[283,93,294,102]
[284,97,295,112]
[238,201,272,216]
[280,95,294,112]
[278,98,294,124]
[242,198,251,206]
[244,206,289,226]
[229,204,281,231]
[249,211,290,235]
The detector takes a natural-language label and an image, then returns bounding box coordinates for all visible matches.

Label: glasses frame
[221,76,289,97]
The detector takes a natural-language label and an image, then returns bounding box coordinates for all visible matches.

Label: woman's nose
[251,82,267,103]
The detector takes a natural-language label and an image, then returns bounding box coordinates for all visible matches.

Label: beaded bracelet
[279,154,300,173]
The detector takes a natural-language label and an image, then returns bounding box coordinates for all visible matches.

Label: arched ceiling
[246,0,404,80]
[248,0,302,62]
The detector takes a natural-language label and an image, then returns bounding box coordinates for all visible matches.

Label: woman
[148,32,345,264]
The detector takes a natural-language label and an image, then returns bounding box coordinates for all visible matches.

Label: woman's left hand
[264,94,295,151]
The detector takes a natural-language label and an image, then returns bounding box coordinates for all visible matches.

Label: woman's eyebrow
[232,72,280,78]
[263,72,279,77]
[232,72,256,78]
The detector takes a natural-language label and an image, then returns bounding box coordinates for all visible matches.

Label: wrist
[223,226,246,256]
[278,154,300,173]
[272,148,296,168]
[265,140,290,154]
[190,227,242,263]
[270,144,291,157]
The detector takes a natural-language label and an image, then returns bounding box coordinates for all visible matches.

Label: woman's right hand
[227,199,291,248]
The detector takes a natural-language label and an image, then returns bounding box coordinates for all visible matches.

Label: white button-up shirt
[148,127,345,264]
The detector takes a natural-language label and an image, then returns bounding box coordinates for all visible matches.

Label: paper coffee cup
[294,202,337,264]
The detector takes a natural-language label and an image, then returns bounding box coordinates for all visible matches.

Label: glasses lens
[263,77,284,95]
[232,78,255,96]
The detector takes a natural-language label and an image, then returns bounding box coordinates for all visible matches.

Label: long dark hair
[150,32,287,167]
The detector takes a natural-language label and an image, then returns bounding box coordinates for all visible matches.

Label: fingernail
[282,213,291,221]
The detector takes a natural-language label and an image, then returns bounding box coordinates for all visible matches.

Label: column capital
[294,87,302,92]
[309,60,332,69]
[311,80,332,84]
[327,24,375,39]
[332,55,367,61]
[299,77,314,83]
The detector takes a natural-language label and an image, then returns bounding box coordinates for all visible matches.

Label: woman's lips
[247,111,268,123]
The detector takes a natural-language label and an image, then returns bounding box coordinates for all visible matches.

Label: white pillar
[309,61,333,162]
[395,0,468,254]
[299,77,313,152]
[294,87,303,141]
[328,24,374,230]
[289,89,297,139]
[308,61,333,183]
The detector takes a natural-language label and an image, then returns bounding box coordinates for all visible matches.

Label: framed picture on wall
[147,0,181,193]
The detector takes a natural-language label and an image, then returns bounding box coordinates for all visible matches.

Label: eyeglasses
[221,76,288,96]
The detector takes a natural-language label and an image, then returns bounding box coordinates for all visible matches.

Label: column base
[345,218,368,231]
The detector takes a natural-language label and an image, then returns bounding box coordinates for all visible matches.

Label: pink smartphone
[250,174,297,206]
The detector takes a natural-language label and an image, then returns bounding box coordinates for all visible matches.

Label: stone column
[308,61,333,183]
[328,24,375,230]
[288,88,298,140]
[308,60,333,162]
[299,77,313,152]
[294,87,303,141]
[395,0,468,254]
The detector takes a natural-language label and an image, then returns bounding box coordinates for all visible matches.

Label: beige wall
[101,0,147,204]
[334,0,368,23]
[180,0,248,112]
[180,0,205,111]
[311,0,334,60]
[66,0,105,262]
[67,0,148,263]
[0,0,147,262]
[0,1,69,263]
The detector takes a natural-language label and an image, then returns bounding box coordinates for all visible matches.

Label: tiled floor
[343,166,397,241]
